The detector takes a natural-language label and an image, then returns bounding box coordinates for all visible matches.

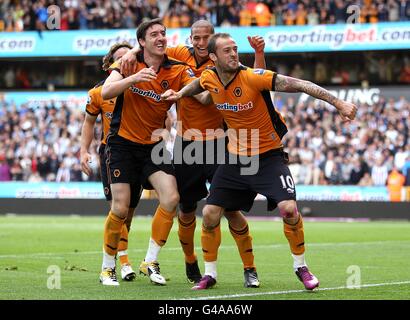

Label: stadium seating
[1,0,410,31]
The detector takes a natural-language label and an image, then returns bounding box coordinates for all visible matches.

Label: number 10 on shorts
[280,175,295,190]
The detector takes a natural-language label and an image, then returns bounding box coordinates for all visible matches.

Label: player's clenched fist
[131,66,157,84]
[120,47,140,77]
[247,35,265,53]
[335,100,357,122]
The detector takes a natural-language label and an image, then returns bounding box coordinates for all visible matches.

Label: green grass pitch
[1,215,409,300]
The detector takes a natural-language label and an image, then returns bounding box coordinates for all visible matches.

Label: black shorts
[105,135,175,190]
[173,137,226,208]
[206,149,296,212]
[98,144,142,208]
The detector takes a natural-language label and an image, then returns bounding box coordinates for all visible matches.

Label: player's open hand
[247,35,265,53]
[161,89,181,101]
[132,66,157,84]
[80,151,92,176]
[120,48,140,77]
[335,100,357,122]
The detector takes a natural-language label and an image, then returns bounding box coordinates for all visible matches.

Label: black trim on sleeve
[85,110,100,117]
[272,72,278,91]
[93,79,105,88]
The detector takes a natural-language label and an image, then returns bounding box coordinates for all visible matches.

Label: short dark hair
[102,41,133,71]
[191,20,214,35]
[207,33,231,55]
[136,18,166,43]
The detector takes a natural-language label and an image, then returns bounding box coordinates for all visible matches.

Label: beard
[224,61,239,73]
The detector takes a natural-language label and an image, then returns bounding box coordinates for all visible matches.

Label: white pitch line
[0,240,409,259]
[182,280,410,300]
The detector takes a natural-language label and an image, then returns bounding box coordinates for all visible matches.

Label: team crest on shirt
[253,69,265,75]
[86,95,91,105]
[104,111,112,119]
[233,87,242,97]
[161,80,169,90]
[104,187,110,195]
[113,169,121,178]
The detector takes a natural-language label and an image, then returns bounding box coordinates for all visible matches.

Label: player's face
[140,24,167,57]
[214,37,239,72]
[112,47,130,62]
[190,26,213,61]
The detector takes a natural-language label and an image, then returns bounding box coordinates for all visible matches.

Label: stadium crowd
[0,94,409,187]
[1,0,410,32]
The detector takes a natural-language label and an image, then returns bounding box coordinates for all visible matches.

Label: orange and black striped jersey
[167,45,224,140]
[199,66,288,156]
[109,52,195,144]
[85,82,115,145]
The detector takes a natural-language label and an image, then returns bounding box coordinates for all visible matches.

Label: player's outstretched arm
[162,78,205,101]
[275,74,357,121]
[80,114,97,176]
[101,66,157,100]
[248,36,266,69]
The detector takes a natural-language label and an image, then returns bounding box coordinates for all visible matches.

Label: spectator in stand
[349,156,363,185]
[283,8,296,25]
[295,3,307,25]
[358,172,374,186]
[0,153,11,181]
[10,158,23,181]
[307,7,319,25]
[399,0,410,21]
[255,2,271,26]
[333,0,346,24]
[371,157,389,186]
[387,167,406,201]
[388,0,400,21]
[0,87,408,187]
[2,0,410,30]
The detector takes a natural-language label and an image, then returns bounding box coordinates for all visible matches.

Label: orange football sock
[229,223,255,269]
[151,205,175,246]
[118,224,130,265]
[201,223,221,262]
[284,214,305,255]
[178,216,197,264]
[103,211,125,256]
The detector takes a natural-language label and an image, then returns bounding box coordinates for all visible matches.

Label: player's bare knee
[178,210,196,223]
[160,190,179,212]
[224,210,247,229]
[278,200,298,219]
[202,216,219,230]
[110,202,128,219]
[202,205,221,230]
